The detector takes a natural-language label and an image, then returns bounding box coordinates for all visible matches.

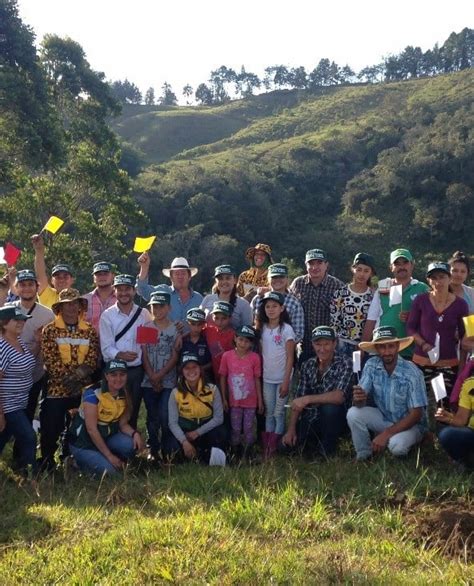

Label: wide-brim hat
[51,288,88,314]
[162,257,198,278]
[359,326,413,353]
[245,243,273,262]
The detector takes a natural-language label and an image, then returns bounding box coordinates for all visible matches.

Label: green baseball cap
[148,291,171,305]
[0,305,32,321]
[113,274,136,287]
[311,326,336,341]
[51,264,73,276]
[186,308,206,322]
[211,300,233,316]
[104,359,128,373]
[235,325,257,339]
[262,291,285,305]
[305,249,327,262]
[390,249,413,264]
[352,252,375,271]
[92,261,113,274]
[268,263,288,278]
[426,262,450,277]
[181,352,200,366]
[16,269,37,283]
[214,265,236,277]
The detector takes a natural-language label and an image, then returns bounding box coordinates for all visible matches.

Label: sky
[18,0,473,102]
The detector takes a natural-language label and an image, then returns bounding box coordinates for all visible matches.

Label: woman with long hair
[68,359,144,475]
[449,251,474,314]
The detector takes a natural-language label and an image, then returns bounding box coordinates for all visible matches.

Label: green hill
[114,72,474,290]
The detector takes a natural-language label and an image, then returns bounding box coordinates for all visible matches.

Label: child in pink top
[219,325,263,449]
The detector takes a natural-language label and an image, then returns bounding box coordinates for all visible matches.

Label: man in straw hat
[137,253,202,333]
[40,288,99,470]
[347,326,427,461]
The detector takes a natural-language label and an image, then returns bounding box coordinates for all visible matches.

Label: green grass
[0,445,472,584]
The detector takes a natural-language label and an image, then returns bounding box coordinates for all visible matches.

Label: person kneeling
[68,360,144,476]
[168,352,227,463]
[347,326,427,461]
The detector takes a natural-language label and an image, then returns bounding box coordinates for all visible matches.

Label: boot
[261,431,271,461]
[267,432,282,459]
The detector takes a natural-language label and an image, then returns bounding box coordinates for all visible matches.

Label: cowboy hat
[51,288,88,314]
[359,326,413,353]
[162,257,198,278]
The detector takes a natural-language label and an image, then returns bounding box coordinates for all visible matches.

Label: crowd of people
[0,236,473,478]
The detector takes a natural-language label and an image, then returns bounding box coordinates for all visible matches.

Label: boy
[141,291,181,461]
[204,301,235,382]
[181,308,212,376]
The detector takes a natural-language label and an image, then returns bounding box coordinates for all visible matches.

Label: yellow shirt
[459,376,474,430]
[39,286,59,309]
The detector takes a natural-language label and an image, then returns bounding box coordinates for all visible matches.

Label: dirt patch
[406,503,473,561]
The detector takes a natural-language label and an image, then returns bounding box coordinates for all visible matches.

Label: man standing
[31,233,75,308]
[9,270,54,422]
[83,261,117,333]
[237,243,274,302]
[290,249,344,361]
[251,263,304,343]
[362,248,429,358]
[136,253,202,332]
[281,326,353,457]
[100,274,152,428]
[347,326,427,461]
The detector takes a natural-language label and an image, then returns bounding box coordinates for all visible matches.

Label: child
[219,325,263,459]
[180,308,212,376]
[256,291,295,457]
[204,301,235,383]
[141,291,181,460]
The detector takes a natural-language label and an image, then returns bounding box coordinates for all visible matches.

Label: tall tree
[182,83,193,105]
[110,79,142,104]
[209,65,236,102]
[159,81,177,106]
[235,66,261,98]
[195,83,214,105]
[144,86,155,105]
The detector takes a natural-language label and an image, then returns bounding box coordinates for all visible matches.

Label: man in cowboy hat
[237,243,273,302]
[40,288,99,470]
[290,249,344,362]
[136,252,202,333]
[347,326,427,461]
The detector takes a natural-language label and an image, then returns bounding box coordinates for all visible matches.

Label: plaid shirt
[290,273,344,357]
[252,291,305,343]
[296,353,353,421]
[83,288,117,333]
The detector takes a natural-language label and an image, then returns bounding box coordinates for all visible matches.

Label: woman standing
[449,251,474,314]
[201,265,253,329]
[237,243,274,302]
[68,359,144,475]
[407,262,468,408]
[330,252,375,357]
[0,305,36,475]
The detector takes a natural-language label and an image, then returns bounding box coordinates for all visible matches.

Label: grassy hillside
[114,72,473,290]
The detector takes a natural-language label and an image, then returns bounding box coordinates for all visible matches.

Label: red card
[4,242,21,265]
[136,325,159,344]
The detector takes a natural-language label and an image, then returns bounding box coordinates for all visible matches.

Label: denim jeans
[347,406,423,460]
[0,409,37,472]
[262,382,288,434]
[70,432,135,476]
[142,386,173,456]
[438,426,474,467]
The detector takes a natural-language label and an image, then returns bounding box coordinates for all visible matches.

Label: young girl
[204,301,235,383]
[219,325,263,458]
[256,291,295,457]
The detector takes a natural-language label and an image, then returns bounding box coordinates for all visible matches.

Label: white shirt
[261,322,295,383]
[99,303,152,366]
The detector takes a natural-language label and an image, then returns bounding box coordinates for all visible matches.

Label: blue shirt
[136,278,203,332]
[360,355,427,430]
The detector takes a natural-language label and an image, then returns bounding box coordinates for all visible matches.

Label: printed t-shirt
[219,349,261,408]
[261,322,295,383]
[141,322,179,389]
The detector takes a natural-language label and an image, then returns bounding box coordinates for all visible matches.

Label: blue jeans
[263,381,288,434]
[70,432,135,476]
[142,387,173,456]
[0,409,37,472]
[438,426,474,467]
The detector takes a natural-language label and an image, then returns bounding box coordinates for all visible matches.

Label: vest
[54,314,91,365]
[175,380,214,430]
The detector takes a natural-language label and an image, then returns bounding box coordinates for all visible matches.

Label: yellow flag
[43,216,64,234]
[463,315,474,338]
[134,236,156,253]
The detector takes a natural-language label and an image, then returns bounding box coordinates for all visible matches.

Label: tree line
[109,28,473,106]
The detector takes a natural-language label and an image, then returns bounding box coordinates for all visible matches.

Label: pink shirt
[84,288,117,333]
[219,349,261,408]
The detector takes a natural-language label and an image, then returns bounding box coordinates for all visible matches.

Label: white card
[431,373,447,402]
[209,447,227,467]
[0,247,6,265]
[427,332,440,364]
[352,350,361,373]
[389,284,403,306]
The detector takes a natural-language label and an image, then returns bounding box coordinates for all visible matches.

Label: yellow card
[43,216,64,234]
[134,236,156,253]
[463,315,474,338]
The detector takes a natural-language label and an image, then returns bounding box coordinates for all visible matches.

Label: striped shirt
[0,337,35,413]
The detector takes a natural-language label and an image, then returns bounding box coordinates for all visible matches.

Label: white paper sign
[352,350,361,373]
[0,247,6,265]
[389,284,403,306]
[427,333,440,364]
[431,373,447,402]
[209,447,227,467]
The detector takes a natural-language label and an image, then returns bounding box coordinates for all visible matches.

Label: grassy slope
[0,449,472,584]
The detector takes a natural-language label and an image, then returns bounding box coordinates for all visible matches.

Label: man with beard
[100,275,152,428]
[347,326,427,461]
[9,270,54,423]
[83,262,117,333]
[362,249,429,359]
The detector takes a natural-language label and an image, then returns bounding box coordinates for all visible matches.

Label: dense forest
[1,0,473,291]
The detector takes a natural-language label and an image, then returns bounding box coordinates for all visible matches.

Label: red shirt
[204,324,235,381]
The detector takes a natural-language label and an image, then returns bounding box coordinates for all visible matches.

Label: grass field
[1,442,472,584]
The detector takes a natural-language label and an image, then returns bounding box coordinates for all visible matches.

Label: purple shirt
[407,293,468,361]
